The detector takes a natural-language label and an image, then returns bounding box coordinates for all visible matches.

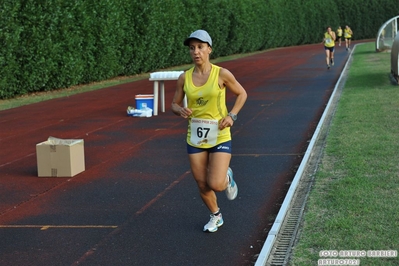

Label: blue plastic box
[135,94,154,113]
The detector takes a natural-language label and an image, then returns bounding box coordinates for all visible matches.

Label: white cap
[183,30,212,47]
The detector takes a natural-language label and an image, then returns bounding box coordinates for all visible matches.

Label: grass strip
[290,43,399,265]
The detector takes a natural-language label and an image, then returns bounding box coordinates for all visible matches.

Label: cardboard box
[36,137,85,177]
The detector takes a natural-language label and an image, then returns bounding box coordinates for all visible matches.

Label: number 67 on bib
[190,118,218,146]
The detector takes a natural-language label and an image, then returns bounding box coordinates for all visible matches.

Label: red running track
[0,42,358,265]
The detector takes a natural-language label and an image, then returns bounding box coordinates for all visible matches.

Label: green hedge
[0,0,397,99]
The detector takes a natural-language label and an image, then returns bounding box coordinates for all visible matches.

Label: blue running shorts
[187,140,232,154]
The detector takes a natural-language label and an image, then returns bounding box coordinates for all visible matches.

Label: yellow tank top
[184,64,231,148]
[337,29,342,37]
[324,32,335,48]
[344,29,352,38]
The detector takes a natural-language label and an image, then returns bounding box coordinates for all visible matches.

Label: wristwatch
[228,112,237,121]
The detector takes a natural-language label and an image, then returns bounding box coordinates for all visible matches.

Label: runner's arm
[218,68,247,129]
[171,72,192,118]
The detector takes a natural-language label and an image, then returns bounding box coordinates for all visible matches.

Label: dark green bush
[0,0,397,99]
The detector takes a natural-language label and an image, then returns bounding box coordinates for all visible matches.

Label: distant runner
[323,26,336,69]
[344,25,353,50]
[336,26,343,46]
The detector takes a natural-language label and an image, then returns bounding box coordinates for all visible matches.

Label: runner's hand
[180,107,192,119]
[219,116,233,130]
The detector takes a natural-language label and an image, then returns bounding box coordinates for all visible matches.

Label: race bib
[190,118,218,146]
[325,38,332,44]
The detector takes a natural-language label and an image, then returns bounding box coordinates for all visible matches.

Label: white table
[149,71,185,116]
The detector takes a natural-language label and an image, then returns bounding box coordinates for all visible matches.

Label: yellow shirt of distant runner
[324,32,335,48]
[344,28,352,38]
[337,28,343,37]
[184,64,231,148]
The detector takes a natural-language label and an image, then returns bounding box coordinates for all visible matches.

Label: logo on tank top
[196,97,208,106]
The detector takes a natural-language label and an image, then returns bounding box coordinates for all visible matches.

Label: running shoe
[203,213,224,232]
[327,64,331,69]
[331,59,334,66]
[225,167,238,200]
